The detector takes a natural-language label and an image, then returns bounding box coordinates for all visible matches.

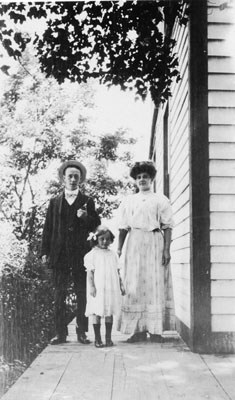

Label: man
[41,160,100,345]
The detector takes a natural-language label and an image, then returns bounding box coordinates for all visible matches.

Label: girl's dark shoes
[93,323,104,348]
[105,339,114,347]
[93,322,113,347]
[95,340,104,348]
[127,332,147,343]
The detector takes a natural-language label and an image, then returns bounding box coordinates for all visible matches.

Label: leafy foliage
[0,1,189,105]
[0,48,135,246]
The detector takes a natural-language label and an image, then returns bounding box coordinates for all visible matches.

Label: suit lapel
[58,193,64,215]
[76,192,84,209]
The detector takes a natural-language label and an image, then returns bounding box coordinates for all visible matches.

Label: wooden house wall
[153,20,191,330]
[207,0,235,333]
[169,21,191,330]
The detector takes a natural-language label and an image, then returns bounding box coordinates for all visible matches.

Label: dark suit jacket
[41,191,100,268]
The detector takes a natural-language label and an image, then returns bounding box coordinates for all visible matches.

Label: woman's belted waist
[130,227,160,232]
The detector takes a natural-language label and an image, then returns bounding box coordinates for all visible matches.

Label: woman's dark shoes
[105,339,114,347]
[149,334,163,343]
[126,332,147,343]
[95,340,104,348]
[50,335,67,345]
[77,333,91,344]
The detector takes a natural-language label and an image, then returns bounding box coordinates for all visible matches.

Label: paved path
[1,321,235,400]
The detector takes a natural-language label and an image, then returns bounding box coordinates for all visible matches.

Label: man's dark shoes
[50,335,67,345]
[77,333,91,344]
[105,339,114,347]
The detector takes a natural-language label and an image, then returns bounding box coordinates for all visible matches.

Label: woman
[117,161,174,343]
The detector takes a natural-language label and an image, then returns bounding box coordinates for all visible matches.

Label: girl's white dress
[85,247,122,317]
[116,191,175,335]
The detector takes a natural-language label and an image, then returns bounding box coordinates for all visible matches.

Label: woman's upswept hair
[88,225,115,248]
[130,161,157,180]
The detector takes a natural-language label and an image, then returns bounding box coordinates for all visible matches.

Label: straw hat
[58,160,87,183]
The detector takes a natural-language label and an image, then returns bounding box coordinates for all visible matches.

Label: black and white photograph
[0,1,235,399]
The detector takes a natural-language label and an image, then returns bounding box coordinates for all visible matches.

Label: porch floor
[1,320,235,400]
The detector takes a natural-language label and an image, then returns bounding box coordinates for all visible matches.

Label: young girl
[85,225,125,348]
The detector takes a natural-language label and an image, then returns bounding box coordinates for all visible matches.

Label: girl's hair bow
[87,232,97,241]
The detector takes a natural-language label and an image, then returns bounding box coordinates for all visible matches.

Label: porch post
[188,0,211,352]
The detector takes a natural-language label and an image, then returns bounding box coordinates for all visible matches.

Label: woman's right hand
[90,285,96,297]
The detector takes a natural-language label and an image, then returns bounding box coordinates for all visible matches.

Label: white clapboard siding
[171,97,188,138]
[172,263,190,280]
[212,315,235,332]
[171,130,189,175]
[167,19,191,330]
[170,107,188,163]
[171,151,189,190]
[171,247,190,265]
[172,217,190,241]
[209,143,235,159]
[174,300,191,318]
[209,160,235,176]
[209,108,235,125]
[209,91,235,107]
[210,212,235,230]
[211,246,235,263]
[208,23,235,40]
[212,298,235,314]
[210,177,235,194]
[208,40,235,57]
[208,57,235,74]
[174,299,191,327]
[170,64,188,119]
[211,263,235,279]
[170,127,189,168]
[208,74,235,91]
[173,294,191,315]
[171,202,190,227]
[171,232,190,252]
[175,306,191,328]
[209,0,235,329]
[211,229,235,246]
[210,194,235,211]
[208,3,235,24]
[171,170,189,202]
[171,185,190,214]
[170,101,189,151]
[172,276,190,297]
[211,280,235,297]
[209,126,235,142]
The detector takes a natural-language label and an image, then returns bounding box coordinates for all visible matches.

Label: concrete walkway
[1,320,235,400]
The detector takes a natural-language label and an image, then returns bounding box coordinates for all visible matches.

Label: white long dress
[85,247,122,317]
[116,191,175,335]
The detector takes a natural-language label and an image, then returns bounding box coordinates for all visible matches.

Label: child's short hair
[88,225,115,247]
